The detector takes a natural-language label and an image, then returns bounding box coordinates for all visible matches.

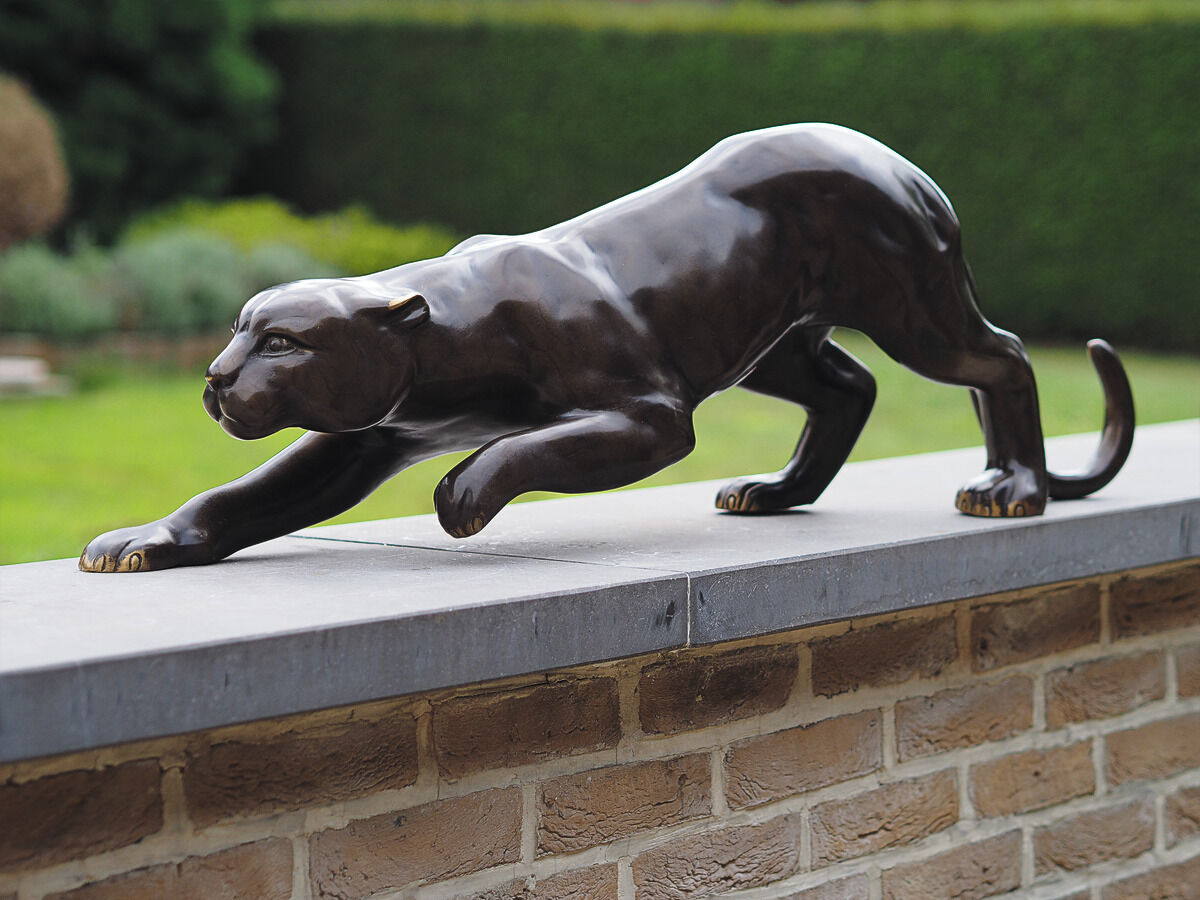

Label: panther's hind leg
[864,265,1048,517]
[716,327,876,513]
[953,337,1047,516]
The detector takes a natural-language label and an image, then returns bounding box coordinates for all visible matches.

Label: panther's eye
[261,334,295,355]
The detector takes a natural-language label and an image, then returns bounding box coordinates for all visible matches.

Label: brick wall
[1,559,1197,900]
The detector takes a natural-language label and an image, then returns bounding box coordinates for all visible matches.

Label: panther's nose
[205,350,239,389]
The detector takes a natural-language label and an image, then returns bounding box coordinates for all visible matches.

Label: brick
[1166,785,1200,847]
[45,839,292,900]
[1106,713,1200,786]
[537,755,710,855]
[895,677,1032,761]
[811,771,958,865]
[1046,652,1164,728]
[1034,799,1155,874]
[184,709,418,827]
[725,710,881,809]
[309,788,520,899]
[969,742,1094,817]
[633,814,803,900]
[639,643,797,734]
[433,679,619,778]
[453,864,618,900]
[811,615,957,697]
[0,760,162,872]
[971,583,1100,671]
[1110,564,1200,638]
[1177,643,1200,698]
[783,875,870,900]
[881,831,1021,900]
[1102,853,1200,900]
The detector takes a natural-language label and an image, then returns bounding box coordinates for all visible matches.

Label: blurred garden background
[1,0,1197,565]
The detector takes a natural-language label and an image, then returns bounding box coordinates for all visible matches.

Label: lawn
[1,331,1196,565]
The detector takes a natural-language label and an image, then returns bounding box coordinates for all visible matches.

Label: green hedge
[246,6,1200,349]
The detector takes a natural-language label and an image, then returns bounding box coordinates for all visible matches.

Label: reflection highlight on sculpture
[81,123,1134,573]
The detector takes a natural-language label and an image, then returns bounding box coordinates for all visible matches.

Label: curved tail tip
[1046,338,1135,501]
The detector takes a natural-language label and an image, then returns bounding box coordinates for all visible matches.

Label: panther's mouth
[203,385,263,440]
[219,411,270,441]
[202,384,222,423]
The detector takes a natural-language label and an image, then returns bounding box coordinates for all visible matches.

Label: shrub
[0,75,68,250]
[244,242,338,289]
[111,232,248,334]
[124,197,458,275]
[0,243,118,339]
[0,227,333,339]
[246,5,1200,349]
[0,0,277,239]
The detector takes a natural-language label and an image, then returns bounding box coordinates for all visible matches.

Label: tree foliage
[0,0,277,239]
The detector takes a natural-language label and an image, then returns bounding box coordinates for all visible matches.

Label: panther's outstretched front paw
[716,476,800,514]
[434,475,491,539]
[955,466,1046,518]
[79,521,213,573]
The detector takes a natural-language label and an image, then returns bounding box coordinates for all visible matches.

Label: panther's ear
[383,291,430,329]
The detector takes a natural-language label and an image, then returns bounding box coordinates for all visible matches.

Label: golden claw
[79,553,113,572]
[957,491,1041,518]
[117,552,145,572]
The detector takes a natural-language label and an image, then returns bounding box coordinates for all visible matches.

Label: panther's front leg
[434,404,696,538]
[80,430,412,572]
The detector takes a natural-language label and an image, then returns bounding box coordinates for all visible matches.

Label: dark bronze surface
[81,124,1134,572]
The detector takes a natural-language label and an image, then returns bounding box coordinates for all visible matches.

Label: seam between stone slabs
[289,532,703,648]
[289,531,694,575]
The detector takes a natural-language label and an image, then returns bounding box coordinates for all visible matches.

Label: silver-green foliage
[0,231,337,339]
[0,243,118,339]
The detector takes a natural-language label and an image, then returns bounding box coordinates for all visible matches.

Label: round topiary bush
[0,75,68,251]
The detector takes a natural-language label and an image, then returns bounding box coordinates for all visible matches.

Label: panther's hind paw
[955,466,1046,518]
[716,477,803,514]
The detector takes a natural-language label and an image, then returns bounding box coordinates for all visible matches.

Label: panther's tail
[1046,339,1135,500]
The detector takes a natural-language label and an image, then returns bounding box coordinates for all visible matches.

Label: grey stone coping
[1,420,1196,764]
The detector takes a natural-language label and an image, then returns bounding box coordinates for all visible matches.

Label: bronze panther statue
[81,124,1134,572]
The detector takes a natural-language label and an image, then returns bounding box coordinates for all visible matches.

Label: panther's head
[203,277,430,440]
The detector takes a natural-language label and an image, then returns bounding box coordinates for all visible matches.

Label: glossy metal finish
[81,124,1134,572]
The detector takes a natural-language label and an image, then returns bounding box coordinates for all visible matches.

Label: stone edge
[1,423,1197,763]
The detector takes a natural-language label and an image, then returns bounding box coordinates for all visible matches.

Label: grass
[1,331,1197,565]
[270,0,1200,33]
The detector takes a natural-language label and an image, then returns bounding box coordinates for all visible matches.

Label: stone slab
[0,420,1196,763]
[302,421,1200,642]
[0,543,685,762]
